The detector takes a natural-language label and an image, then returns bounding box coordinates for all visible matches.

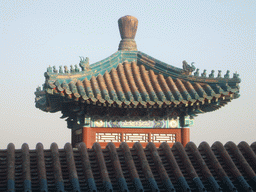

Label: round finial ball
[118,15,138,40]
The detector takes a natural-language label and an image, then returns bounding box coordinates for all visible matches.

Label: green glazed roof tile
[36,51,240,113]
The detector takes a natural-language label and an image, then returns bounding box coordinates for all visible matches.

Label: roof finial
[118,15,138,51]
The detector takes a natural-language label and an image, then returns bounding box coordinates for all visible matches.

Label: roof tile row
[1,141,256,191]
[44,61,239,108]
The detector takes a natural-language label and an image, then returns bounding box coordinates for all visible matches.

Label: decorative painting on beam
[81,116,194,128]
[62,103,195,129]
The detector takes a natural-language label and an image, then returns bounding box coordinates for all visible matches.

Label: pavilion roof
[35,15,241,115]
[2,141,255,191]
[35,50,240,113]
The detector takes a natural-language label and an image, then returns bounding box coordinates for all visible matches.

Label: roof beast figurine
[182,60,196,75]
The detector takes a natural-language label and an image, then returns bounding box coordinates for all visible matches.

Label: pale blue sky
[1,1,255,149]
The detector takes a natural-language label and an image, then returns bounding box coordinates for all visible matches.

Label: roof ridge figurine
[182,60,196,75]
[79,56,90,71]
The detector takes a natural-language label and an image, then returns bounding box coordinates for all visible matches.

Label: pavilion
[0,16,254,192]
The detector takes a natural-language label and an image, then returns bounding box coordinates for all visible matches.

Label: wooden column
[181,128,190,147]
[71,128,83,148]
[82,127,92,148]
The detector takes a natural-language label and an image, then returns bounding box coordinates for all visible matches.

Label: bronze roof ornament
[118,15,138,51]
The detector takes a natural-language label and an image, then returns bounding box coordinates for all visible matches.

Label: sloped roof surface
[42,59,239,109]
[36,51,240,114]
[1,141,256,191]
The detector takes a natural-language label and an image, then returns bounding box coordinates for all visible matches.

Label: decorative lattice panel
[123,133,149,143]
[151,133,176,143]
[96,133,121,142]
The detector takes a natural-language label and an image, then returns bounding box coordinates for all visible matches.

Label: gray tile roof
[1,141,256,191]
